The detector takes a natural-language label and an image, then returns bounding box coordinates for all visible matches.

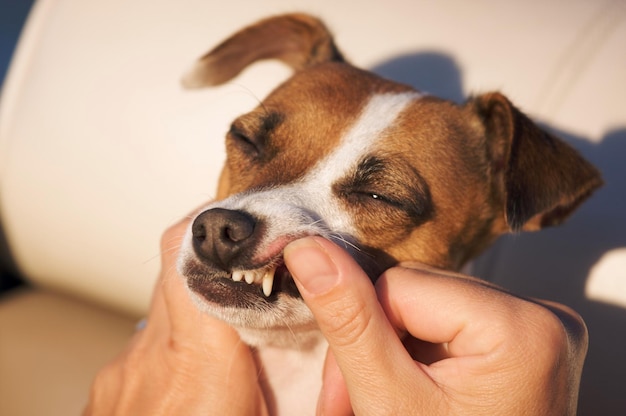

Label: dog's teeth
[232,268,275,296]
[262,268,276,297]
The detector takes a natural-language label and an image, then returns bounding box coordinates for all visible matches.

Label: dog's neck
[255,333,328,415]
[238,324,324,350]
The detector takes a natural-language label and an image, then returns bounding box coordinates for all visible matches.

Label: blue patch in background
[0,0,35,88]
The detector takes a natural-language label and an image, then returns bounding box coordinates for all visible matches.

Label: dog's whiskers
[142,243,178,266]
[328,233,371,257]
[224,82,265,110]
[281,318,303,354]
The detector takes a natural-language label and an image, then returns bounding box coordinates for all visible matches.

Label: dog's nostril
[191,208,258,269]
[222,220,254,243]
[192,221,207,242]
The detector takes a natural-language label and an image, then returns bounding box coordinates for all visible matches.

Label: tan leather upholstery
[0,289,135,415]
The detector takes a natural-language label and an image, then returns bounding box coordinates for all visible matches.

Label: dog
[177,13,602,415]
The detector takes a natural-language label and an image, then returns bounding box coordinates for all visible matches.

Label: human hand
[83,216,268,416]
[283,237,587,416]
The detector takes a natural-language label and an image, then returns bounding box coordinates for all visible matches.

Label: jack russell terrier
[177,13,602,415]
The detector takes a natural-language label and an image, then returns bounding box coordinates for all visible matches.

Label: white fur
[180,91,423,345]
[308,91,423,192]
[179,91,423,416]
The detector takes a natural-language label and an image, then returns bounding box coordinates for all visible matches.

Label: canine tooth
[262,268,276,297]
[244,272,254,284]
[232,271,244,282]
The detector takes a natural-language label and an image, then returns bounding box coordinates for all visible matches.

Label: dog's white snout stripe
[344,91,423,148]
[301,91,424,233]
[309,91,423,187]
[312,91,422,179]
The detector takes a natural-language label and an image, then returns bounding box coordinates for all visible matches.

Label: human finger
[375,265,584,415]
[318,350,351,416]
[283,237,440,415]
[84,210,269,415]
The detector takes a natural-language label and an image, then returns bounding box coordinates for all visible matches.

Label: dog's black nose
[191,208,259,270]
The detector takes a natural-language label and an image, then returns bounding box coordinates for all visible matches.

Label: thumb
[283,237,431,414]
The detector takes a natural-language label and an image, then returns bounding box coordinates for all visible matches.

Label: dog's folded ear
[470,92,603,232]
[182,13,344,88]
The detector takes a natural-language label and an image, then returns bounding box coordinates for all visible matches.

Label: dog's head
[177,14,602,347]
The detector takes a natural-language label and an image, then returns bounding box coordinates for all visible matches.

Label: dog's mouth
[229,262,289,298]
[184,255,301,308]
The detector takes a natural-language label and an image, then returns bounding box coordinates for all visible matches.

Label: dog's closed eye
[336,155,432,222]
[228,124,260,156]
[228,112,284,160]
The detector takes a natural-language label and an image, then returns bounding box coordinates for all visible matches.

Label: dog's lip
[252,235,300,265]
[184,234,314,304]
[184,254,300,304]
[238,233,314,296]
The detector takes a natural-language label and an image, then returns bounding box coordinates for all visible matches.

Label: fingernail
[316,386,326,416]
[284,237,339,295]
